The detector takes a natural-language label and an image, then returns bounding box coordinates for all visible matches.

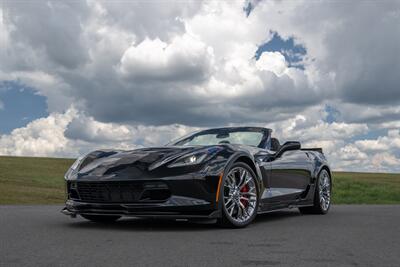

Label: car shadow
[253,210,302,224]
[65,217,220,232]
[64,209,302,232]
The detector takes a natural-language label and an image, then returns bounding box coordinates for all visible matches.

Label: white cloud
[119,35,213,83]
[0,109,76,157]
[0,107,199,158]
[270,112,369,142]
[372,153,400,169]
[256,52,287,76]
[355,140,389,152]
[64,114,133,143]
[356,130,400,152]
[338,145,368,161]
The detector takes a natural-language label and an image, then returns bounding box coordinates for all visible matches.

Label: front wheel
[299,169,332,214]
[218,162,259,228]
[81,214,121,223]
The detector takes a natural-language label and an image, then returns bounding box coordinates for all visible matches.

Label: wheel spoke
[237,203,244,219]
[228,203,235,216]
[228,204,234,211]
[240,176,252,189]
[241,192,256,197]
[225,198,233,207]
[240,196,249,202]
[247,201,255,209]
[224,184,233,189]
[239,202,249,218]
[238,169,246,187]
[227,174,235,187]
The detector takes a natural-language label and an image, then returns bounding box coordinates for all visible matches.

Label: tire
[299,169,331,215]
[80,214,121,223]
[218,162,259,228]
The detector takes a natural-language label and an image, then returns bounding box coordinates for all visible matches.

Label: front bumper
[62,198,220,219]
[62,173,222,219]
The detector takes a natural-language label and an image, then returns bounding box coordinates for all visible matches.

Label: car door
[266,150,312,203]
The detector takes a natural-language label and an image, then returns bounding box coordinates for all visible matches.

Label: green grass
[332,172,400,204]
[0,156,399,204]
[0,156,74,204]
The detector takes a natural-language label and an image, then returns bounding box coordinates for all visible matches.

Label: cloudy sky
[1,0,400,172]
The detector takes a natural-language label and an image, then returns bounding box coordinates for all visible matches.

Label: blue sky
[255,32,306,69]
[0,81,48,134]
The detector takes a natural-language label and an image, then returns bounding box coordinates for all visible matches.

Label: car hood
[75,146,213,177]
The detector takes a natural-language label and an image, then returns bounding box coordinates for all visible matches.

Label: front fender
[216,151,264,207]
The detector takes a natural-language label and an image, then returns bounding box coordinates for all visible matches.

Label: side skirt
[256,203,313,215]
[258,185,316,213]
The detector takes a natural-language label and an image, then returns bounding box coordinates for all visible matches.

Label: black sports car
[62,127,332,227]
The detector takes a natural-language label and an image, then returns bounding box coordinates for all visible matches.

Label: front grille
[68,181,170,203]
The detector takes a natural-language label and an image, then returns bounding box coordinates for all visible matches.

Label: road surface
[0,205,399,267]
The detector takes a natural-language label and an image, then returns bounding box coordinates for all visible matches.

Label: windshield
[170,127,269,148]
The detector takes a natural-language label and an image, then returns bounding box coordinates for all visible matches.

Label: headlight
[168,151,208,168]
[70,154,86,171]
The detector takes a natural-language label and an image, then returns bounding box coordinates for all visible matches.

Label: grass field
[0,156,74,204]
[0,156,399,204]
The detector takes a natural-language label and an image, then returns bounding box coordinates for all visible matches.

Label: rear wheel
[80,214,121,223]
[299,169,331,214]
[218,162,259,228]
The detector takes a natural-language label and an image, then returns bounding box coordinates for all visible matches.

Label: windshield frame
[167,127,272,148]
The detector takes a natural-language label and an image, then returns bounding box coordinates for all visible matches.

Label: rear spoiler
[301,148,323,154]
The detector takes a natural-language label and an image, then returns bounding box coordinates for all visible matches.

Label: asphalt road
[0,205,399,267]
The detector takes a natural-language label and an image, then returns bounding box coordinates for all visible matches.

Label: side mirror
[274,141,301,158]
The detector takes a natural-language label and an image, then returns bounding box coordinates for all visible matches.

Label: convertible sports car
[62,127,331,227]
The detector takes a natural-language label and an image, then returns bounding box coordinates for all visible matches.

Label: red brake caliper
[240,184,249,207]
